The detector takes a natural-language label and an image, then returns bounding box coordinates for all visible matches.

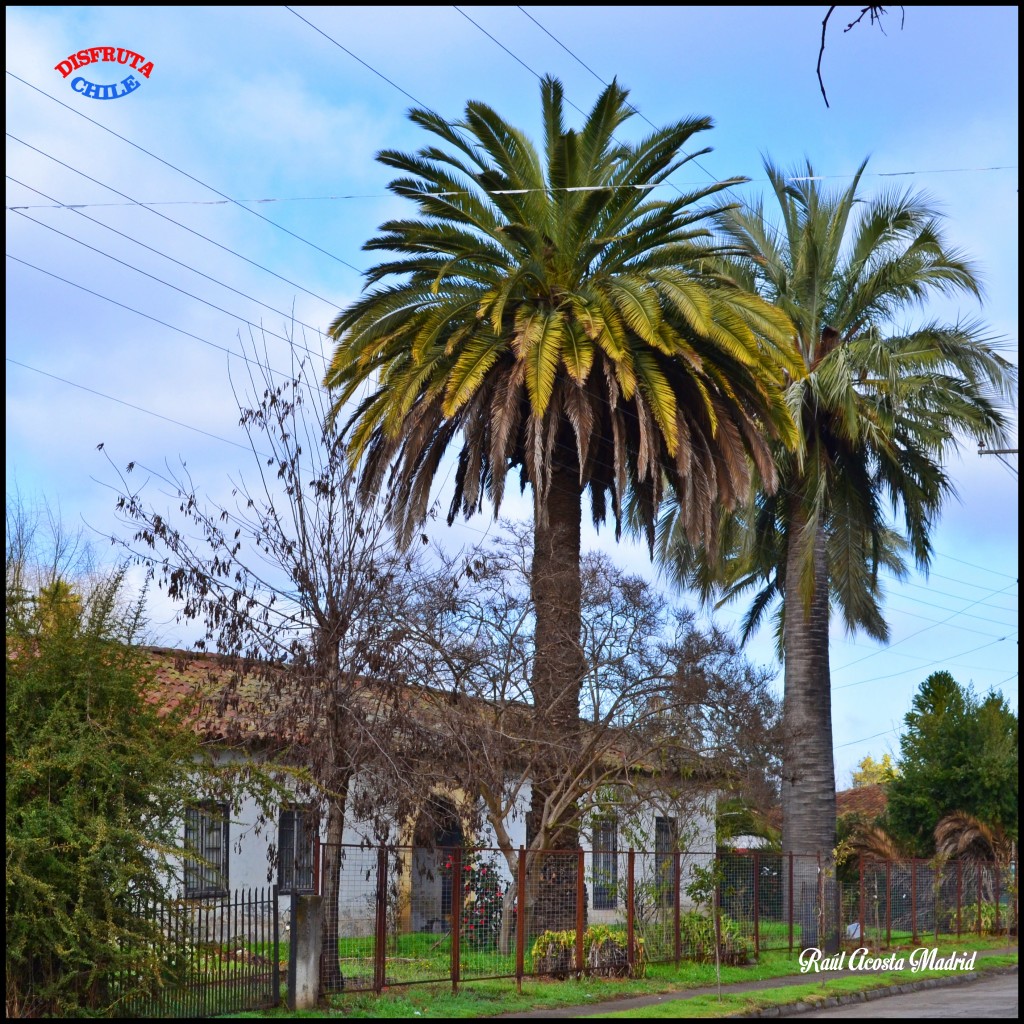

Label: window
[592,815,618,910]
[278,807,318,894]
[654,816,678,906]
[185,803,229,898]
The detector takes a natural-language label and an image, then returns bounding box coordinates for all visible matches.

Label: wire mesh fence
[312,844,1018,996]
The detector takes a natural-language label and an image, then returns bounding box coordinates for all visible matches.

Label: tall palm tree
[659,159,1016,915]
[324,77,798,859]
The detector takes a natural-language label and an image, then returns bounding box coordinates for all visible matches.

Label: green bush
[530,925,647,978]
[679,910,752,965]
[6,566,209,1017]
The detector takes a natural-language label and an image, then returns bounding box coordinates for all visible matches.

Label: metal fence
[113,887,280,1018]
[313,845,1017,996]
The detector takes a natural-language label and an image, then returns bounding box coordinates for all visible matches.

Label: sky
[5,6,1018,789]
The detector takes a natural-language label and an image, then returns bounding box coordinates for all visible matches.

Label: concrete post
[287,894,324,1010]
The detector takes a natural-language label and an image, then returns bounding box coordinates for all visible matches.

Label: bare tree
[106,334,434,991]
[407,526,781,940]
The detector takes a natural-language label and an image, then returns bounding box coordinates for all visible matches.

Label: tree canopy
[885,671,1018,856]
[6,507,207,1017]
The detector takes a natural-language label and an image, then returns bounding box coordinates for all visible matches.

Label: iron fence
[313,844,1017,996]
[113,886,280,1018]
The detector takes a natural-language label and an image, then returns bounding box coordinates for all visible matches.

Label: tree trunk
[781,497,837,951]
[319,771,351,994]
[526,432,586,934]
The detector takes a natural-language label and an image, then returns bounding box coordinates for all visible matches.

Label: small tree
[5,503,207,1017]
[108,337,435,992]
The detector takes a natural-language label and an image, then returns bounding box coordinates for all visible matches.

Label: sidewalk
[494,947,1018,1019]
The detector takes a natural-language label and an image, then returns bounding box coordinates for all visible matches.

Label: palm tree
[324,77,798,867]
[659,159,1016,923]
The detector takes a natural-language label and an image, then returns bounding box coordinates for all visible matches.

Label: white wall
[177,751,718,937]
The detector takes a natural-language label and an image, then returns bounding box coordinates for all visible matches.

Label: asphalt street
[781,971,1018,1017]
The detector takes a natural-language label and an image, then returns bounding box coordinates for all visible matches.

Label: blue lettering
[69,75,140,100]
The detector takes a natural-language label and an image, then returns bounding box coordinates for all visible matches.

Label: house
[145,647,719,936]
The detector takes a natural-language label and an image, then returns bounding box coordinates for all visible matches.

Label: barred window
[185,803,229,898]
[278,807,318,894]
[655,816,678,905]
[592,815,618,910]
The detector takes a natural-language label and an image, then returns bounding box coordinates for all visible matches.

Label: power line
[833,633,1017,690]
[7,356,254,454]
[7,174,327,337]
[832,580,1020,673]
[6,71,364,274]
[6,233,325,372]
[6,132,344,309]
[5,166,1016,212]
[284,5,428,108]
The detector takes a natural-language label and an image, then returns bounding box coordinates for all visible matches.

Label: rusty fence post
[956,859,963,938]
[626,850,635,975]
[575,848,585,977]
[994,865,1001,935]
[885,860,891,948]
[976,865,983,936]
[913,856,921,942]
[373,847,387,995]
[450,846,461,994]
[858,854,865,947]
[515,847,526,992]
[673,850,681,966]
[753,851,760,959]
[787,852,794,953]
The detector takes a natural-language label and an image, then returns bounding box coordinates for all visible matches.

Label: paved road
[782,971,1018,1018]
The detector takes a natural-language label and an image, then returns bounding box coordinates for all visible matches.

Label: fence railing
[313,843,1017,995]
[112,886,280,1018]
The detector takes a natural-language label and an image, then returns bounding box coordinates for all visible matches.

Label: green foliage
[442,849,508,950]
[851,754,897,788]
[5,565,206,1017]
[677,911,752,965]
[531,926,647,978]
[886,672,1018,855]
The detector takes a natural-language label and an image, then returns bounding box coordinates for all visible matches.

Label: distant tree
[5,503,206,1017]
[851,753,897,788]
[886,671,1017,855]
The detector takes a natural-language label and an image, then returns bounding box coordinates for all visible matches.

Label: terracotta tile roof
[836,783,888,820]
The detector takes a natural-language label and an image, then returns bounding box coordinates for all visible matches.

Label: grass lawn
[592,955,1019,1018]
[224,935,1015,1018]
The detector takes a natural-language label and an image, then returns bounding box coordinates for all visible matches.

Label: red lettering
[54,59,75,78]
[138,61,154,79]
[115,48,130,65]
[76,50,91,66]
[128,52,142,69]
[102,47,115,62]
[89,48,102,63]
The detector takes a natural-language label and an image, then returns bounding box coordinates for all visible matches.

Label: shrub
[678,910,752,965]
[443,850,508,950]
[5,565,209,1017]
[531,925,647,979]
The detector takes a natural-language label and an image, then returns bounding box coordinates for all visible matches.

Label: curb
[737,963,1019,1017]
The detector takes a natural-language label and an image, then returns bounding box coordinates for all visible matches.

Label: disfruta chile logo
[54,47,154,100]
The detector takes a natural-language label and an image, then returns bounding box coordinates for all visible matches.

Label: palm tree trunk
[781,496,837,950]
[526,431,585,932]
